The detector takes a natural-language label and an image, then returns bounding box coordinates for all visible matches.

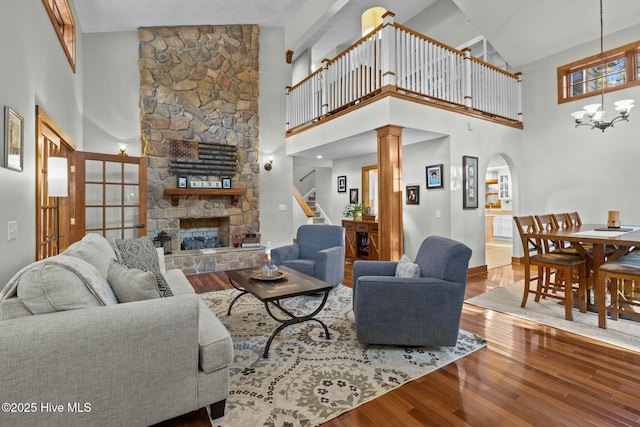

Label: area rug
[199,285,486,427]
[466,281,640,353]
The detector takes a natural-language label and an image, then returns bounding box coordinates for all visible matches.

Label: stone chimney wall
[138,25,260,250]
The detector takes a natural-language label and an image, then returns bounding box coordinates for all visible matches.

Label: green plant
[343,203,366,218]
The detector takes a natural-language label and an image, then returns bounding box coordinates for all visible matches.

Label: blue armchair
[352,235,472,347]
[271,225,345,286]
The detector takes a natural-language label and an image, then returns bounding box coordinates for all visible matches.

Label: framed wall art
[177,176,188,188]
[349,188,359,204]
[406,185,419,205]
[426,164,443,189]
[4,106,24,172]
[462,155,478,209]
[222,178,231,188]
[337,175,346,192]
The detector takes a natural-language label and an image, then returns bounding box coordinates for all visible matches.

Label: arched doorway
[485,155,513,269]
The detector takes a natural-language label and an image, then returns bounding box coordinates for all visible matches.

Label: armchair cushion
[282,259,315,277]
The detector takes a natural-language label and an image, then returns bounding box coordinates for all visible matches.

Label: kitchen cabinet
[488,213,513,239]
[499,173,511,199]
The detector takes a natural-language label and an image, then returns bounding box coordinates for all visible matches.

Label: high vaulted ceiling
[76,0,640,70]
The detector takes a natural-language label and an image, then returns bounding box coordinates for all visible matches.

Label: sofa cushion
[107,260,162,303]
[395,254,420,278]
[0,297,32,320]
[113,236,174,297]
[63,233,117,278]
[197,299,234,373]
[16,255,117,314]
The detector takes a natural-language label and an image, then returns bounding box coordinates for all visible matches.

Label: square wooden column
[376,125,403,261]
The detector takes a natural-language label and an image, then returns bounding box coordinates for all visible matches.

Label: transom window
[557,40,640,104]
[42,0,76,72]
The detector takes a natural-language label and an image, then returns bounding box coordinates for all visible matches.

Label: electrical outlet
[8,221,18,240]
[435,210,441,219]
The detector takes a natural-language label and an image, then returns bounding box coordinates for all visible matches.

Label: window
[557,40,640,104]
[42,0,76,72]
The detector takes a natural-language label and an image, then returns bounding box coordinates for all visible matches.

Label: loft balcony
[286,12,523,136]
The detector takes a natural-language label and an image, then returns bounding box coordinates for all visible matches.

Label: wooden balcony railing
[286,12,522,133]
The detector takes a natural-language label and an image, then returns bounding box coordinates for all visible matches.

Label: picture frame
[4,106,24,172]
[426,164,444,189]
[222,178,231,189]
[462,155,478,209]
[177,176,188,188]
[337,175,347,193]
[349,188,359,204]
[406,185,420,205]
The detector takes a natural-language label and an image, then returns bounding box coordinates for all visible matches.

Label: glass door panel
[75,152,146,241]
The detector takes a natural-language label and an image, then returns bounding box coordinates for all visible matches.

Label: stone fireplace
[138,25,262,273]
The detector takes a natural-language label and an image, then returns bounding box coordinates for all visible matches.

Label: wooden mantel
[164,188,246,206]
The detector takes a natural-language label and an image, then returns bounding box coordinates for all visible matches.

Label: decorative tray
[594,227,633,232]
[250,271,286,281]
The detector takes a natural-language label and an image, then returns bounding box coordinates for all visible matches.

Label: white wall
[83,32,140,155]
[258,27,295,249]
[0,1,84,285]
[406,0,482,49]
[519,23,640,225]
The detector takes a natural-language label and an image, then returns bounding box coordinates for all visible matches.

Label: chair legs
[521,263,587,321]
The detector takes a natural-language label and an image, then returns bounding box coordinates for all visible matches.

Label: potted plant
[343,203,367,221]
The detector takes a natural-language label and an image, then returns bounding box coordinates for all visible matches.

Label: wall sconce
[47,157,68,197]
[264,156,274,171]
[117,143,128,156]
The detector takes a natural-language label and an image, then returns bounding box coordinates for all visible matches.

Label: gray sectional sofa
[0,233,233,427]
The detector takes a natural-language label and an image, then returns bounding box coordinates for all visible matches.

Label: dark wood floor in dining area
[156,262,640,427]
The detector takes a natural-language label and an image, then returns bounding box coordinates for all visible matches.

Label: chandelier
[570,0,634,132]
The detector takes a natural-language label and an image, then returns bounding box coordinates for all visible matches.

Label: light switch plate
[279,204,287,211]
[8,221,18,240]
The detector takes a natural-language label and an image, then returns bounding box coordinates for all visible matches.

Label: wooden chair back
[513,216,542,260]
[567,211,583,227]
[551,213,571,229]
[535,214,563,252]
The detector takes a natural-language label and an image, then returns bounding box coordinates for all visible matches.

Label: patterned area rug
[466,281,640,352]
[199,285,486,427]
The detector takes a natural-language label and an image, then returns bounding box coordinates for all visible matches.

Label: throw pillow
[16,255,117,315]
[395,254,421,278]
[63,233,117,278]
[113,236,174,297]
[107,260,162,303]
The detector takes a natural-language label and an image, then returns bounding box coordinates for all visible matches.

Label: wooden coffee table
[225,265,333,357]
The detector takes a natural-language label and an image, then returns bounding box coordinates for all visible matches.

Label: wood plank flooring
[155,263,640,427]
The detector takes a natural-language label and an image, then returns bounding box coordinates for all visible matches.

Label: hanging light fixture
[571,0,633,132]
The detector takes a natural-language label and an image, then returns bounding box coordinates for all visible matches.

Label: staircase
[306,192,325,224]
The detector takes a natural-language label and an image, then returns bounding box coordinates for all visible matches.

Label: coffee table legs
[262,290,331,358]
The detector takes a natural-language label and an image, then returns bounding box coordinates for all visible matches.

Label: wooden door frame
[35,106,76,260]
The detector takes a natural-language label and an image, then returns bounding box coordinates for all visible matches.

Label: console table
[342,219,378,261]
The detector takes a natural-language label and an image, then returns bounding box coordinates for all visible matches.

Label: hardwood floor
[158,263,640,427]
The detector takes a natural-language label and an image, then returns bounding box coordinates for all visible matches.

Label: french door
[74,152,147,242]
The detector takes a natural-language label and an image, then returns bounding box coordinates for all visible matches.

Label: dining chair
[514,215,588,320]
[598,252,640,325]
[567,211,583,227]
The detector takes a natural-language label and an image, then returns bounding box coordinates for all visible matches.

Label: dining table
[525,223,640,328]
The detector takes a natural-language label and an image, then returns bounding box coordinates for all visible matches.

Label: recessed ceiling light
[316,155,323,159]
